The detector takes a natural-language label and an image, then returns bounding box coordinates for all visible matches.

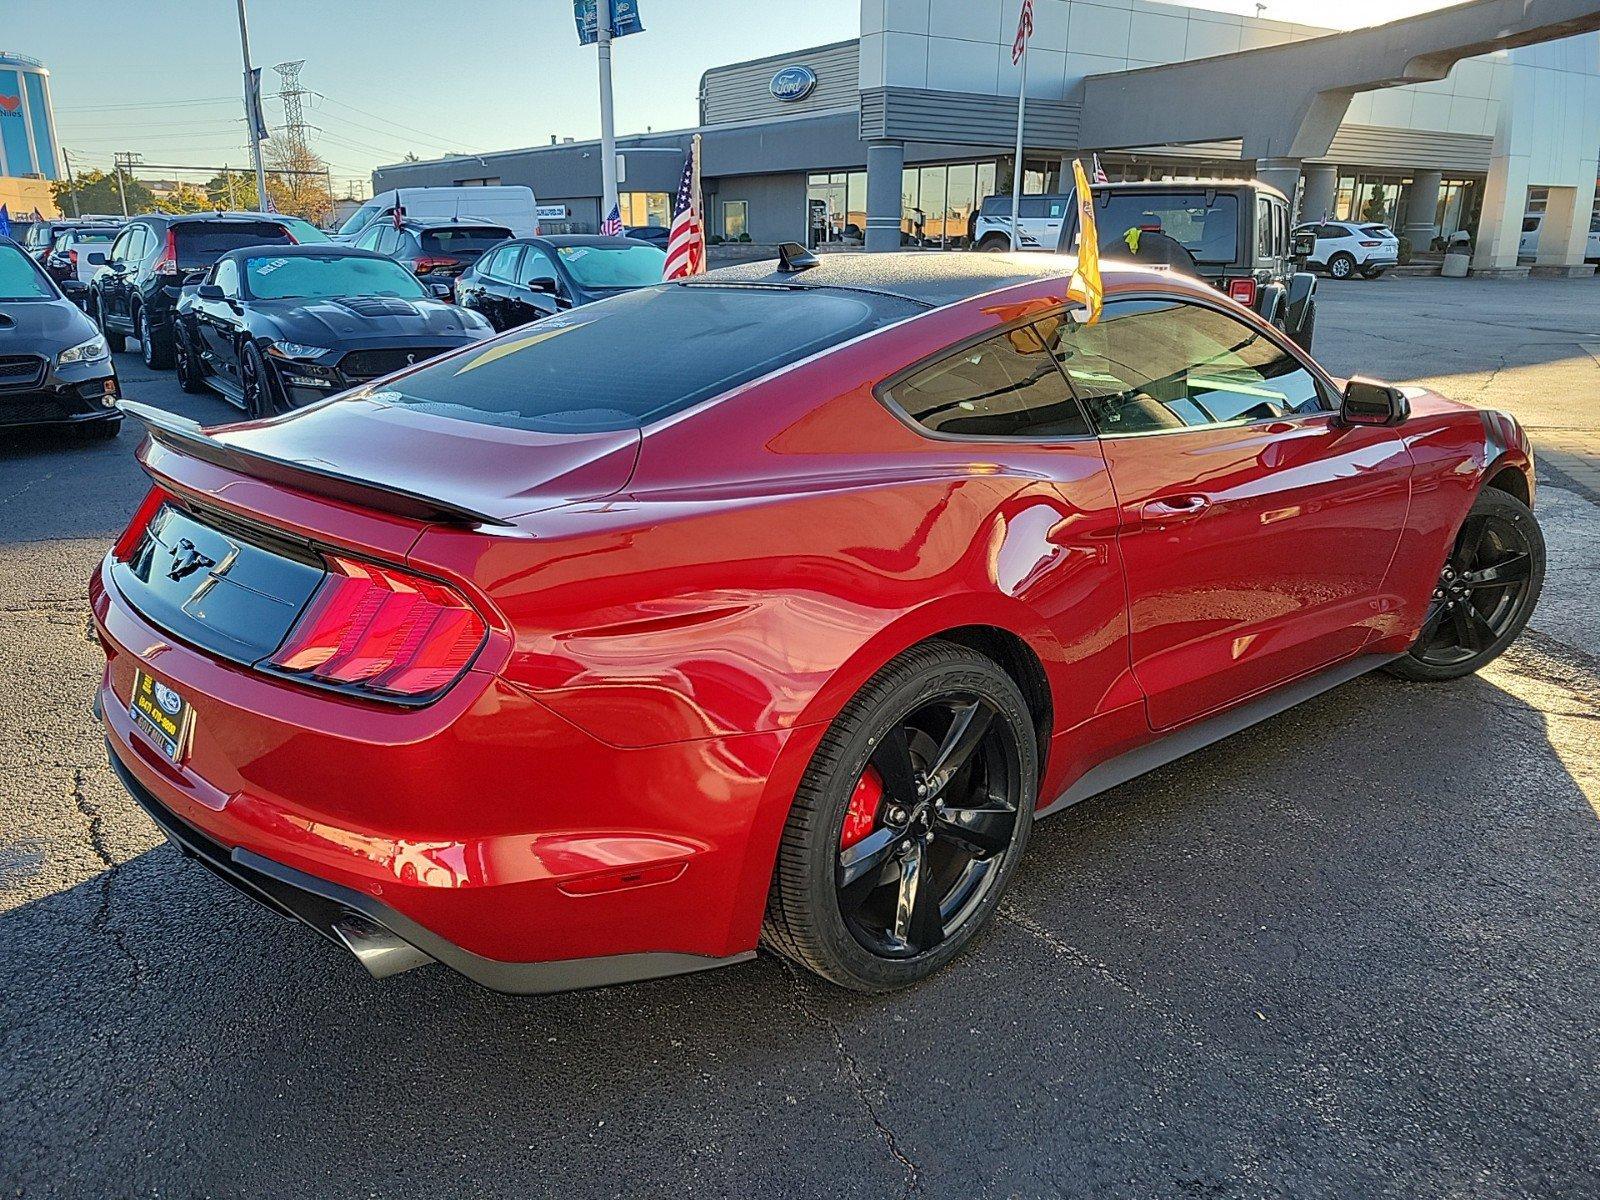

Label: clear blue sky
[11,0,1447,196]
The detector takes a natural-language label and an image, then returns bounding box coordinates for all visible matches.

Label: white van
[334,186,539,242]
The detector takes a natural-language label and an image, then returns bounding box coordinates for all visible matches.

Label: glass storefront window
[947,163,977,249]
[722,200,748,240]
[619,192,670,229]
[807,172,849,246]
[918,165,948,246]
[846,171,866,240]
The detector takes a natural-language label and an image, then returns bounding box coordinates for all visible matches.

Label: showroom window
[619,191,671,229]
[806,171,867,245]
[896,160,998,249]
[723,200,749,240]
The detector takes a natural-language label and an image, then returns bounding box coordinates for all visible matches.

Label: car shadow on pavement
[5,646,1600,1198]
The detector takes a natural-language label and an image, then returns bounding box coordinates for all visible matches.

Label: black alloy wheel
[1387,487,1543,682]
[174,331,206,394]
[139,304,174,369]
[240,343,273,418]
[765,640,1037,991]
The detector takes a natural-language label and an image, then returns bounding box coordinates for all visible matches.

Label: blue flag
[0,205,10,238]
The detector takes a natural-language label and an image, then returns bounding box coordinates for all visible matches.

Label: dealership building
[375,0,1600,272]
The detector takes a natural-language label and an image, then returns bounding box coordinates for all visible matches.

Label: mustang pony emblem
[166,538,216,582]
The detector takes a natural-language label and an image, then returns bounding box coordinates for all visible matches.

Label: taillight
[266,554,486,699]
[153,228,179,276]
[411,256,457,276]
[69,249,79,269]
[113,486,170,562]
[1359,240,1381,247]
[1227,277,1258,307]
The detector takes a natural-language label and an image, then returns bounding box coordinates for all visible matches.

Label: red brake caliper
[840,766,885,849]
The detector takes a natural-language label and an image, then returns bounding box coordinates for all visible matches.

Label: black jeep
[1055,180,1317,349]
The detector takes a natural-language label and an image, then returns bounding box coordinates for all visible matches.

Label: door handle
[1141,494,1211,525]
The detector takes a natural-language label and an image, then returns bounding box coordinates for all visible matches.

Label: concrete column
[865,140,905,254]
[1532,184,1596,272]
[1471,149,1528,273]
[1300,164,1338,224]
[1254,156,1304,221]
[1404,171,1443,249]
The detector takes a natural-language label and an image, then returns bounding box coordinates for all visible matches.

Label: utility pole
[596,1,619,222]
[235,0,270,212]
[112,150,141,217]
[61,147,81,216]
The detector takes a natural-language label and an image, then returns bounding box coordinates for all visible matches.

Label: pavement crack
[780,963,921,1196]
[69,766,144,993]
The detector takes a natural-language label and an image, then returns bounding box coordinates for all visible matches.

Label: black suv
[90,212,326,369]
[1056,180,1317,348]
[349,218,511,297]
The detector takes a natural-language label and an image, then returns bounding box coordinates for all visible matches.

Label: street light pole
[235,0,270,212]
[596,0,619,223]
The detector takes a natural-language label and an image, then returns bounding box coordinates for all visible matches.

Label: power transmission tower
[274,59,310,156]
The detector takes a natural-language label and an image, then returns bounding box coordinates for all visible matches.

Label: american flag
[600,204,623,237]
[1092,153,1108,184]
[662,144,705,280]
[1011,0,1033,65]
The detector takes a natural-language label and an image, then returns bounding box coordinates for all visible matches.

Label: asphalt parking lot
[1,275,1597,1199]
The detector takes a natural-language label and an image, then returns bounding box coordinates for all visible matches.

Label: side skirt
[1037,652,1397,819]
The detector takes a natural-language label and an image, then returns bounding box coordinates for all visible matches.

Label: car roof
[523,234,646,249]
[694,251,1090,309]
[693,250,1216,311]
[213,243,391,264]
[401,218,512,232]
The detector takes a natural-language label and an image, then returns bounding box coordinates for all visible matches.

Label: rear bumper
[91,553,803,990]
[104,736,750,993]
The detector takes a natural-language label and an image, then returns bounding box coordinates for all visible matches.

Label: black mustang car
[0,236,121,440]
[173,245,495,416]
[453,234,666,331]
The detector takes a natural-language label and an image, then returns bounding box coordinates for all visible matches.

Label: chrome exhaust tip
[330,913,434,980]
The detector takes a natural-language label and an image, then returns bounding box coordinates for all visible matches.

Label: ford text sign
[769,65,818,103]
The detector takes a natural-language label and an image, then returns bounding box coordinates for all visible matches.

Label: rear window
[71,231,116,244]
[174,221,292,269]
[0,244,54,300]
[368,284,919,433]
[1360,225,1394,238]
[1090,191,1239,264]
[421,227,511,257]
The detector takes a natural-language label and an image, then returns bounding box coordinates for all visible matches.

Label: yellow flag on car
[1068,158,1103,326]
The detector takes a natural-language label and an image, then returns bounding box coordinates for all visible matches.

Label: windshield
[242,253,428,300]
[338,199,384,236]
[370,285,920,433]
[421,228,510,257]
[556,243,666,288]
[0,244,55,300]
[1091,192,1240,264]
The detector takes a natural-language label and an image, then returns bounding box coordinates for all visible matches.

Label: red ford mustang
[93,253,1543,994]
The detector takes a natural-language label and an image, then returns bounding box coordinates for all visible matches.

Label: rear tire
[1327,252,1356,280]
[977,236,1011,253]
[1385,487,1543,682]
[174,331,207,394]
[96,294,125,354]
[763,640,1038,992]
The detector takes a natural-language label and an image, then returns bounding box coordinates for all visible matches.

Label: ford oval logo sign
[770,65,818,103]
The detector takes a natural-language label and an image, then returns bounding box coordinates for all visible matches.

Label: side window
[1256,199,1273,258]
[212,258,240,296]
[484,244,522,281]
[516,247,558,288]
[1049,299,1328,434]
[108,229,133,262]
[883,321,1091,440]
[375,227,400,256]
[135,226,157,261]
[354,227,382,252]
[1317,224,1343,240]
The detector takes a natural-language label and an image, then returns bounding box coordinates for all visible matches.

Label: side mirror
[106,259,124,272]
[1291,230,1316,259]
[196,283,226,301]
[527,276,558,294]
[1340,376,1409,427]
[87,252,107,266]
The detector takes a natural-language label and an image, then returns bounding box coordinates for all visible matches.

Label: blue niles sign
[769,65,818,103]
[575,0,643,45]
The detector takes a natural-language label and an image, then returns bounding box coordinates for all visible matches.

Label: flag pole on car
[663,134,706,280]
[1068,158,1103,326]
[1008,0,1033,251]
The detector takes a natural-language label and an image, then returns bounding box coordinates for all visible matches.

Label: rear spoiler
[118,400,514,528]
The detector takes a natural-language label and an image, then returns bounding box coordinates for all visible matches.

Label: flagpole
[597,0,620,227]
[235,0,270,212]
[1009,22,1028,250]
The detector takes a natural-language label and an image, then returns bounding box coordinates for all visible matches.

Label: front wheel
[174,330,207,394]
[1327,252,1356,280]
[977,236,1011,253]
[763,640,1038,992]
[240,342,276,418]
[1385,486,1543,682]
